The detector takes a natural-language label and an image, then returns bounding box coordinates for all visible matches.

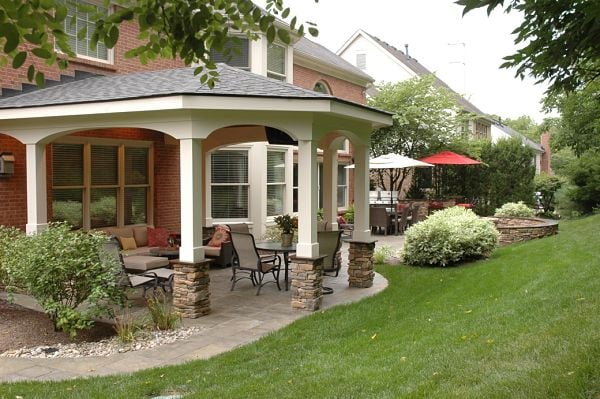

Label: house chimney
[404,44,410,59]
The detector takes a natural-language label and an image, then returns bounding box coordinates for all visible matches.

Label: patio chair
[370,206,394,235]
[409,204,422,226]
[318,230,343,277]
[101,237,160,296]
[230,232,282,295]
[396,205,412,235]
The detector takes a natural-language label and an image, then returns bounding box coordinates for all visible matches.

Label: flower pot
[281,232,293,247]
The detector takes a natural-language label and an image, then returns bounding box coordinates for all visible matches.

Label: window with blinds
[267,151,286,216]
[51,141,151,229]
[52,143,84,228]
[62,0,110,61]
[267,43,286,81]
[211,150,249,219]
[337,165,348,208]
[210,37,250,70]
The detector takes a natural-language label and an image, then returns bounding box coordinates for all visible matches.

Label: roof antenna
[404,44,410,59]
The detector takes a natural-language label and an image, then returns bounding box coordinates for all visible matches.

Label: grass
[2,215,600,398]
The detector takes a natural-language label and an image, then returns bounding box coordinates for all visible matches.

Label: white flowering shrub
[494,201,534,217]
[403,207,499,267]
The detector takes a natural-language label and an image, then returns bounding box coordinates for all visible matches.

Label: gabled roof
[492,121,544,152]
[293,37,373,83]
[342,29,489,117]
[0,64,334,109]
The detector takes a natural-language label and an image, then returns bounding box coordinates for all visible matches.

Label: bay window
[267,150,286,216]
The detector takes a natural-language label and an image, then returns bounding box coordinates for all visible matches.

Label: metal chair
[397,205,412,235]
[101,237,160,296]
[230,232,281,295]
[318,230,343,277]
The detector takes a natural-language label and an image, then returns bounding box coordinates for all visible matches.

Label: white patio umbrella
[345,153,434,203]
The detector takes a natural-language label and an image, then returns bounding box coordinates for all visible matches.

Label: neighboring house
[491,121,545,174]
[337,29,493,140]
[0,1,389,247]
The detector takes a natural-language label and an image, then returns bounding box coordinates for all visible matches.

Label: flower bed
[487,217,558,245]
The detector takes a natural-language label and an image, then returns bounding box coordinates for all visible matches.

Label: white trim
[293,51,373,86]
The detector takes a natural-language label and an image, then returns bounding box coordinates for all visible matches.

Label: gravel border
[1,326,203,358]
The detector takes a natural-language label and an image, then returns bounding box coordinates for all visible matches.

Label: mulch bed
[0,298,116,354]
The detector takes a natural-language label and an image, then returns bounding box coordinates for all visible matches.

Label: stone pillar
[172,260,211,318]
[348,240,376,288]
[290,255,326,311]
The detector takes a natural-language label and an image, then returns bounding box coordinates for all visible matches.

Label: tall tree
[457,0,600,95]
[367,75,466,193]
[0,0,317,87]
[502,115,541,142]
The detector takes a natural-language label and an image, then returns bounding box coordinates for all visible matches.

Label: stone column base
[290,255,326,311]
[347,240,376,288]
[172,260,211,318]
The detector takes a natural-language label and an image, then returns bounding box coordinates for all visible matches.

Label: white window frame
[267,42,287,81]
[337,164,349,209]
[209,147,251,222]
[266,149,287,217]
[51,136,153,230]
[58,0,114,64]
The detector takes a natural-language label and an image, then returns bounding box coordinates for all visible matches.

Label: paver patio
[0,235,403,382]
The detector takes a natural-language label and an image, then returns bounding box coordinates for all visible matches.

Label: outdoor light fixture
[0,152,15,177]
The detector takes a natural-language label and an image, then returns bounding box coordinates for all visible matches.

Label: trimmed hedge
[403,207,499,267]
[494,201,535,217]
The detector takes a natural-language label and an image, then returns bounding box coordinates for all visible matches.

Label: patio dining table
[255,242,297,291]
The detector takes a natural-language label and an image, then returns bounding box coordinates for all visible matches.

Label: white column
[322,145,339,231]
[179,138,205,263]
[25,143,48,234]
[296,139,319,258]
[353,142,371,241]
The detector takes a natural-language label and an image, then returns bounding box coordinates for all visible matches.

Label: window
[313,81,330,94]
[267,43,286,81]
[475,121,490,139]
[293,163,298,213]
[51,141,151,229]
[337,139,349,153]
[267,151,286,216]
[356,53,367,70]
[210,37,250,70]
[62,0,110,61]
[211,150,249,219]
[337,165,348,208]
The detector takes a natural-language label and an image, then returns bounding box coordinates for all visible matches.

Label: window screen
[210,38,250,69]
[211,150,249,219]
[267,43,286,80]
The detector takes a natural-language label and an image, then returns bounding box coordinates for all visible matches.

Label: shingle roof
[493,121,544,152]
[294,37,373,82]
[364,32,488,116]
[0,64,333,109]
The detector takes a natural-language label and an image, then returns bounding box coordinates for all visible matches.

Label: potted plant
[273,214,298,247]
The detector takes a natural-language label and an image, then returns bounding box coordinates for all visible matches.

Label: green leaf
[277,29,290,43]
[266,25,275,43]
[54,5,68,22]
[27,64,35,81]
[12,51,26,69]
[40,0,53,10]
[0,23,20,53]
[281,7,290,19]
[308,27,318,37]
[35,71,45,87]
[106,25,119,48]
[32,47,52,59]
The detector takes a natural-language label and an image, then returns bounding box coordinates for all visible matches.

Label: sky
[275,0,551,122]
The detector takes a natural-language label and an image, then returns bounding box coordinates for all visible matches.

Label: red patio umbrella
[419,151,482,199]
[419,150,481,165]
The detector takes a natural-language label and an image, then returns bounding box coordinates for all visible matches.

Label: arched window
[313,81,331,94]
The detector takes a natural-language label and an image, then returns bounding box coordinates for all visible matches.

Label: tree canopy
[367,75,467,193]
[457,0,600,95]
[0,0,317,87]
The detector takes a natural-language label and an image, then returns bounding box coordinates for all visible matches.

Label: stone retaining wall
[488,217,559,245]
[347,241,375,288]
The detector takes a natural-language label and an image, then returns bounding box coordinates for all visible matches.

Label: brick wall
[0,129,181,231]
[0,135,27,230]
[293,64,366,104]
[540,133,552,174]
[0,21,184,92]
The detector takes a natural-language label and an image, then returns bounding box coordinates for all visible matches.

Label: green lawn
[2,215,599,398]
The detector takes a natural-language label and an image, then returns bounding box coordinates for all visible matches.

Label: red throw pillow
[208,225,231,248]
[337,215,347,225]
[148,227,169,247]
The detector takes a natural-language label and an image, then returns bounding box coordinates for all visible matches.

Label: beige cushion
[124,255,169,272]
[122,247,159,257]
[119,236,137,251]
[133,226,149,247]
[107,227,134,239]
[202,246,221,257]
